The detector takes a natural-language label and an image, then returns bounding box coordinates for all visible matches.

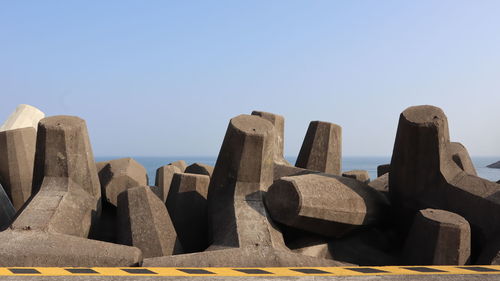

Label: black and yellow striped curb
[0,266,498,276]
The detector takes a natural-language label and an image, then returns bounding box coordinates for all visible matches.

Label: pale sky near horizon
[1,1,499,157]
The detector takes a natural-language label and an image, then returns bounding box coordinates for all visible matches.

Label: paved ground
[0,275,498,281]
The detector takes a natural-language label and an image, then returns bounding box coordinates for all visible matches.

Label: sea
[94,156,500,186]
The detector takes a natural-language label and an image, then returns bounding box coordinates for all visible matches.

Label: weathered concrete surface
[403,209,471,265]
[32,116,101,201]
[0,183,15,230]
[185,163,214,177]
[155,165,181,203]
[342,170,370,184]
[266,173,388,237]
[448,142,477,176]
[0,104,44,132]
[487,161,500,169]
[0,115,141,266]
[97,158,148,207]
[170,160,187,172]
[389,105,500,249]
[295,121,342,175]
[117,186,180,258]
[166,172,210,253]
[368,173,389,194]
[144,115,345,266]
[0,127,36,209]
[377,164,390,177]
[251,110,289,165]
[0,230,141,266]
[273,163,318,181]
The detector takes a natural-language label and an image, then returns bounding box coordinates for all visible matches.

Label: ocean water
[95,156,500,185]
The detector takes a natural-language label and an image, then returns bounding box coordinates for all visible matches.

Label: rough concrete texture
[251,110,289,165]
[403,209,471,265]
[0,183,15,230]
[448,142,477,176]
[0,127,36,209]
[273,163,318,181]
[97,158,148,207]
[377,164,390,177]
[295,121,342,175]
[170,160,187,172]
[144,115,346,266]
[117,186,180,258]
[266,173,388,237]
[476,235,500,265]
[155,164,181,203]
[342,170,370,184]
[0,230,141,266]
[389,105,500,248]
[32,116,101,201]
[368,173,389,194]
[166,172,210,253]
[0,104,44,132]
[185,163,214,177]
[0,115,142,266]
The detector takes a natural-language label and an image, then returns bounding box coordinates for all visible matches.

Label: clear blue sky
[1,1,499,157]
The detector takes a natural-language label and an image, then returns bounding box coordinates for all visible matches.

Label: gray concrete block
[377,164,390,177]
[342,170,370,184]
[0,230,141,266]
[169,160,187,172]
[144,115,346,266]
[0,127,36,209]
[296,121,342,175]
[403,209,471,265]
[117,186,180,258]
[155,165,181,203]
[0,104,44,132]
[97,158,148,207]
[389,105,500,249]
[251,110,289,165]
[185,163,214,177]
[266,173,388,237]
[167,172,210,253]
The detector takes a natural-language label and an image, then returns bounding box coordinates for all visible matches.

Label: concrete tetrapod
[97,158,148,207]
[0,127,36,210]
[144,115,346,266]
[0,116,141,266]
[166,172,210,253]
[0,104,44,132]
[342,170,370,184]
[251,110,289,165]
[377,164,390,177]
[266,173,388,237]
[155,164,181,203]
[117,186,181,258]
[295,121,342,175]
[403,209,471,265]
[185,163,214,177]
[389,105,500,251]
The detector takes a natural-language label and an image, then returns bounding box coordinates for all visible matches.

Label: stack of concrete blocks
[117,186,181,258]
[144,115,346,266]
[342,170,370,184]
[389,105,500,265]
[0,115,141,266]
[0,104,44,210]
